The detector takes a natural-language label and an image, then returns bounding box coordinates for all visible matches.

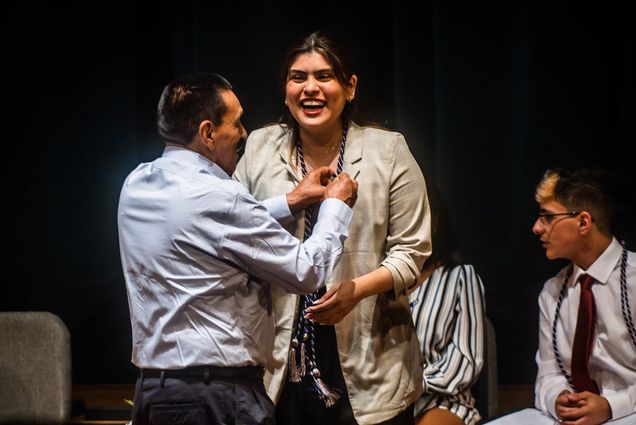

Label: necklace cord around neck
[552,245,635,392]
[285,125,348,407]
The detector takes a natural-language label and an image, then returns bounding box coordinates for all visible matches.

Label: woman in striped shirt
[408,180,486,425]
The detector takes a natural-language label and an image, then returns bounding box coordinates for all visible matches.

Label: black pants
[133,366,274,425]
[275,324,414,425]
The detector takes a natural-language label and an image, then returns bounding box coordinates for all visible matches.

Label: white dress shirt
[535,238,636,421]
[118,146,352,370]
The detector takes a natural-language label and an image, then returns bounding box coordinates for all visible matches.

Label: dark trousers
[133,366,274,425]
[275,324,415,425]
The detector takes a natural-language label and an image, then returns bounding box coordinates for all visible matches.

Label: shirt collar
[572,237,622,286]
[162,145,230,180]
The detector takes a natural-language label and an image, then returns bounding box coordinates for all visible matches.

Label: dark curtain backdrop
[2,1,633,386]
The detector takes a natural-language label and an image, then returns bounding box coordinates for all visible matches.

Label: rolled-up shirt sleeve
[421,265,485,395]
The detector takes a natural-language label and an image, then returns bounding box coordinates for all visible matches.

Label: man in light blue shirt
[118,73,358,425]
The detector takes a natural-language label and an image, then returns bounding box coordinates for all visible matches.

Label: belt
[140,365,264,383]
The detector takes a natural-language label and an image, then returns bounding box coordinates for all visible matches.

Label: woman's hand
[304,280,361,325]
[305,267,394,325]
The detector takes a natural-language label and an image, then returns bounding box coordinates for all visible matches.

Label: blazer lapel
[344,124,363,180]
[275,128,300,184]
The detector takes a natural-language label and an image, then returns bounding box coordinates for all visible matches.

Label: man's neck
[167,138,215,163]
[573,233,613,270]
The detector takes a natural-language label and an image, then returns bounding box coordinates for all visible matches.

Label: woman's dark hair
[423,175,461,270]
[278,31,357,133]
[157,73,232,145]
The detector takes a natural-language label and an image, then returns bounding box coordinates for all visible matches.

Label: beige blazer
[234,123,432,424]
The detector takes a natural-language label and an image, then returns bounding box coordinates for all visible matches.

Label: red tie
[571,273,599,394]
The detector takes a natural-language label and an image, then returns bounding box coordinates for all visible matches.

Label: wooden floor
[71,383,535,423]
[71,384,134,424]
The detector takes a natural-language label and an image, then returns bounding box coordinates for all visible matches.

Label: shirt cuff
[544,385,568,420]
[316,198,353,226]
[262,195,293,224]
[422,374,429,393]
[603,391,632,420]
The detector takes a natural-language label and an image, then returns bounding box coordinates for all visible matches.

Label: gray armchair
[0,311,72,424]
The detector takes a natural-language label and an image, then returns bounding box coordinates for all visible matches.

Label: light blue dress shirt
[118,146,352,369]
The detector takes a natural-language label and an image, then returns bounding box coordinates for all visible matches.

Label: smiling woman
[284,51,356,143]
[233,31,432,425]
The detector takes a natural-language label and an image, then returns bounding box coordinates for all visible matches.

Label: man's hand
[555,390,612,425]
[287,166,332,214]
[325,172,358,208]
[304,280,360,325]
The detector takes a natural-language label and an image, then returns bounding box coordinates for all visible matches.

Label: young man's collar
[571,237,622,286]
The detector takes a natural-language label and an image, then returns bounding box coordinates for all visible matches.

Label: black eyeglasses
[537,211,581,226]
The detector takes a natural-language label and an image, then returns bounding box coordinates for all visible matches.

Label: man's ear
[199,120,215,148]
[578,211,594,235]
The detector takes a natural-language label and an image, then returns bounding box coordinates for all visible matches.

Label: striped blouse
[408,264,486,425]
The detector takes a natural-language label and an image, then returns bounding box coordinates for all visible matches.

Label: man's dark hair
[157,73,232,145]
[552,166,617,235]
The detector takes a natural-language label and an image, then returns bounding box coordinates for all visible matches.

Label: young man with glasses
[486,166,635,425]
